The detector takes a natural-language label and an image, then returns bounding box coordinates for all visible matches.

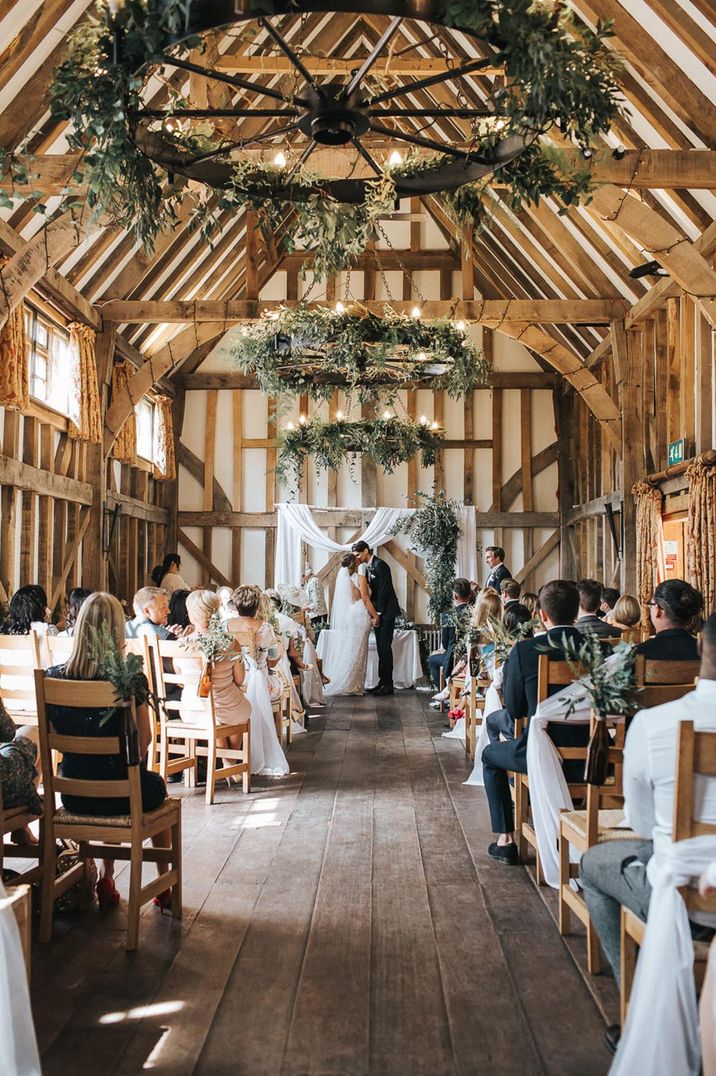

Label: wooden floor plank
[29,691,610,1076]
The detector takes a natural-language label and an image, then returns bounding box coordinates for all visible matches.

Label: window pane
[136,399,155,461]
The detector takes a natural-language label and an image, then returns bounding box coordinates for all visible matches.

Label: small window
[25,307,71,416]
[136,397,156,463]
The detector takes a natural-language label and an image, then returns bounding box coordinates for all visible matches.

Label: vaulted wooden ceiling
[1,0,714,386]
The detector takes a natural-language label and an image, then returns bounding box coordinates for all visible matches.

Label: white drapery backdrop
[274,503,478,590]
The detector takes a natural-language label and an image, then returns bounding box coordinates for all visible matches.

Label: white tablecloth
[316,629,422,690]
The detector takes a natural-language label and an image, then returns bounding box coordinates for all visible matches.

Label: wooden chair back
[620,627,641,644]
[45,634,74,666]
[635,657,700,708]
[34,671,143,822]
[231,627,257,661]
[0,632,42,722]
[536,654,589,764]
[150,637,219,726]
[673,721,716,917]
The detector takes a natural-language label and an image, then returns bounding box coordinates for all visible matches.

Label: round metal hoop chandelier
[128,0,535,203]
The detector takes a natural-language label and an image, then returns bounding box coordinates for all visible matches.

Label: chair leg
[586,918,602,975]
[206,735,217,806]
[558,835,571,936]
[535,848,544,887]
[170,814,182,920]
[78,841,92,912]
[159,722,168,781]
[126,840,143,952]
[242,728,251,795]
[620,911,637,1026]
[38,818,57,944]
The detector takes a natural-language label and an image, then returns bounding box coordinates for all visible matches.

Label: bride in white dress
[322,553,372,696]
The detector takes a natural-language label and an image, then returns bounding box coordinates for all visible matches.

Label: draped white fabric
[275,502,478,589]
[611,836,716,1076]
[0,881,41,1076]
[464,681,502,787]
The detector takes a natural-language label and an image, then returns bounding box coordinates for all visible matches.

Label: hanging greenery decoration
[391,491,461,623]
[277,415,444,488]
[231,303,487,405]
[5,1,624,269]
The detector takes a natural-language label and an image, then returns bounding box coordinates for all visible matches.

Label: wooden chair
[0,883,32,975]
[233,627,291,745]
[635,657,700,709]
[558,713,632,972]
[0,771,43,889]
[0,633,42,726]
[149,638,250,804]
[34,671,182,951]
[45,634,74,666]
[125,636,159,771]
[517,655,589,883]
[464,674,491,760]
[620,720,716,1024]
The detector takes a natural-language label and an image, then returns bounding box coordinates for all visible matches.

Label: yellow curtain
[686,456,716,614]
[68,322,102,443]
[632,481,665,625]
[152,395,176,481]
[110,360,137,464]
[0,277,29,411]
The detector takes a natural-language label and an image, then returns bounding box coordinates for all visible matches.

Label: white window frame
[25,305,72,418]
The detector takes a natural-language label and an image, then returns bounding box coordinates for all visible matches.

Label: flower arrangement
[278,415,444,488]
[392,491,461,624]
[231,303,487,405]
[180,612,242,697]
[554,633,638,720]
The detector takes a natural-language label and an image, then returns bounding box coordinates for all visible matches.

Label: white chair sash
[612,836,716,1076]
[0,881,41,1076]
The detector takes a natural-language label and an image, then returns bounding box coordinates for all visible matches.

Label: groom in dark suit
[352,540,401,696]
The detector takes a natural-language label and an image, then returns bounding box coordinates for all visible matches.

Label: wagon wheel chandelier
[128,0,534,203]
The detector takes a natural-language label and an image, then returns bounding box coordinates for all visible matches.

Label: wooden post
[620,329,645,593]
[556,386,577,581]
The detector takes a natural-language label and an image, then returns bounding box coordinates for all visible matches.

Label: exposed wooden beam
[178,370,559,390]
[514,530,561,584]
[565,491,622,527]
[177,509,559,529]
[178,529,232,588]
[624,219,716,328]
[0,453,93,505]
[216,55,504,76]
[106,492,169,525]
[100,298,627,324]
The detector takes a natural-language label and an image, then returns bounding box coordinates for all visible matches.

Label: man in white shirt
[580,612,716,1022]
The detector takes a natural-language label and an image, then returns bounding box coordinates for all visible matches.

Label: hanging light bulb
[416,351,427,361]
[286,421,295,431]
[383,410,392,420]
[388,150,403,167]
[335,301,345,314]
[273,151,287,169]
[268,310,280,321]
[419,415,428,426]
[411,306,421,319]
[299,414,306,426]
[494,118,507,132]
[431,420,439,430]
[336,410,344,421]
[455,320,466,332]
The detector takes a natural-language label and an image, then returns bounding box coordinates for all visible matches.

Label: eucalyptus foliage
[231,304,487,405]
[278,416,444,489]
[392,491,461,623]
[180,612,242,664]
[87,623,149,726]
[552,632,638,718]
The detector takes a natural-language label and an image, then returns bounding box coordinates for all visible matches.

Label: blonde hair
[65,592,127,680]
[256,594,273,624]
[186,590,221,630]
[472,588,502,630]
[522,592,539,616]
[233,584,262,617]
[132,586,166,618]
[613,594,641,629]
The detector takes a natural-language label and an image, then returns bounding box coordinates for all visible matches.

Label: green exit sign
[668,438,687,466]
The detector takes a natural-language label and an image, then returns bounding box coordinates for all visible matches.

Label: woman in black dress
[45,592,170,909]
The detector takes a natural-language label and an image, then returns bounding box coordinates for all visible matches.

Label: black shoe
[604,1025,621,1055]
[374,685,395,696]
[365,685,381,694]
[487,841,520,865]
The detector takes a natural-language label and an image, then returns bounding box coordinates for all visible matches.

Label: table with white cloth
[316,628,423,690]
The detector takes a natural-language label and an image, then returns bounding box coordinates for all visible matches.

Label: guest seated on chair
[600,586,620,623]
[580,611,716,1052]
[636,579,703,660]
[575,579,620,638]
[501,579,532,634]
[168,589,192,638]
[58,587,93,637]
[482,579,588,865]
[0,701,41,843]
[45,592,170,910]
[427,578,473,695]
[125,587,179,641]
[609,594,641,634]
[521,592,539,618]
[0,585,60,639]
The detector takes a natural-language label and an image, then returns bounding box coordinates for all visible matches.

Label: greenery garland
[231,303,488,405]
[277,416,444,488]
[391,491,461,623]
[1,2,623,269]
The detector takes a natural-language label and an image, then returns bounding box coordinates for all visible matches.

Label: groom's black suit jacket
[367,556,400,618]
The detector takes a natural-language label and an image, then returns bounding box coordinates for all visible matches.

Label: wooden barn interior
[0,2,715,1074]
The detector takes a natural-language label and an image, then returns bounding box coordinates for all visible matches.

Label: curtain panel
[0,280,29,411]
[632,481,665,625]
[152,396,176,481]
[686,457,716,613]
[67,322,101,443]
[110,360,138,464]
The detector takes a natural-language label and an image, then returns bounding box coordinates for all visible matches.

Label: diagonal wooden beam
[178,528,232,588]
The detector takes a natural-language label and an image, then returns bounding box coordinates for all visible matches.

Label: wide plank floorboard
[29,692,608,1075]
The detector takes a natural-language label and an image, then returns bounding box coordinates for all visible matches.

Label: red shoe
[96,876,120,909]
[152,889,172,912]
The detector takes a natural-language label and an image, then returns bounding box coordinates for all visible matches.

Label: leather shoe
[374,685,395,696]
[487,841,520,865]
[365,685,381,694]
[604,1025,621,1055]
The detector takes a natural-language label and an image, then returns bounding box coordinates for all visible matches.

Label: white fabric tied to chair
[611,836,716,1076]
[464,682,502,787]
[701,860,716,1076]
[0,880,41,1076]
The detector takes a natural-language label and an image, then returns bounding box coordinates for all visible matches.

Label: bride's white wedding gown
[322,568,372,696]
